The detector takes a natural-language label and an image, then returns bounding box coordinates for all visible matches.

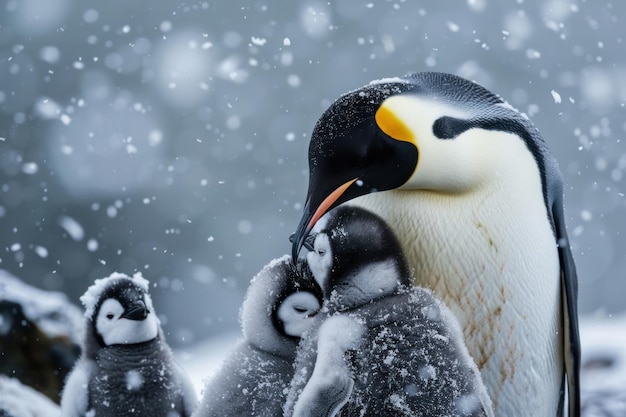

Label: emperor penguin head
[292,72,545,258]
[84,275,160,347]
[306,205,412,308]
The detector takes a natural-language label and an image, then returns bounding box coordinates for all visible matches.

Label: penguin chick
[60,272,198,417]
[285,206,494,417]
[194,255,322,417]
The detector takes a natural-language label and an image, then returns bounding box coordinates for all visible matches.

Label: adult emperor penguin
[194,255,322,417]
[285,206,494,417]
[60,272,198,417]
[290,72,580,417]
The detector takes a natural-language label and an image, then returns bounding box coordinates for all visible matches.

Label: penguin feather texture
[60,273,197,417]
[285,206,494,417]
[193,255,321,417]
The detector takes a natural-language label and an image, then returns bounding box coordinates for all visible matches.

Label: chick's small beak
[121,300,149,321]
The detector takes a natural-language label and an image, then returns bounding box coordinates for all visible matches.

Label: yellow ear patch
[375,104,414,143]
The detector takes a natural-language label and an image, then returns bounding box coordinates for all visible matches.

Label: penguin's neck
[352,172,559,294]
[326,259,401,312]
[97,337,167,370]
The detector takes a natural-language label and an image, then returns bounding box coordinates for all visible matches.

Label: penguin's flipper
[553,200,581,417]
[292,374,354,417]
[60,359,95,417]
[292,315,364,417]
[173,362,199,417]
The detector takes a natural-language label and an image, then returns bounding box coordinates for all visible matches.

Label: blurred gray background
[1,0,624,347]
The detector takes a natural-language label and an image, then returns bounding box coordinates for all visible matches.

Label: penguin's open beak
[121,300,149,321]
[291,177,358,259]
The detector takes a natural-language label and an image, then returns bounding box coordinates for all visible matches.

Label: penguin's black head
[89,278,158,347]
[307,205,412,305]
[92,280,149,322]
[291,72,530,259]
[241,256,321,357]
[292,78,418,258]
[271,259,322,340]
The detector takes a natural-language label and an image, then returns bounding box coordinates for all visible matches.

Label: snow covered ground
[579,315,626,416]
[2,269,625,415]
[175,314,626,415]
[1,313,625,416]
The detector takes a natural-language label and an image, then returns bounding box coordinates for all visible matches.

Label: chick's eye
[293,306,308,313]
[106,314,114,320]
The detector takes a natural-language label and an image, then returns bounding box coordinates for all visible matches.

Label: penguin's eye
[316,248,325,256]
[106,313,115,320]
[293,306,308,313]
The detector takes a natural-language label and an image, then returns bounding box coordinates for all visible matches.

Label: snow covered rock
[0,270,82,403]
[0,374,61,417]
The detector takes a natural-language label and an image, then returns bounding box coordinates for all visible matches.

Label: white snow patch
[34,245,48,258]
[551,90,562,104]
[467,0,486,12]
[0,375,60,417]
[86,238,99,252]
[580,68,613,111]
[368,76,412,86]
[125,370,145,391]
[447,21,460,32]
[455,393,481,415]
[580,314,626,390]
[58,215,84,241]
[237,220,252,234]
[287,74,301,87]
[39,46,61,64]
[0,270,83,341]
[60,113,72,125]
[175,332,239,396]
[250,36,266,46]
[503,11,533,50]
[418,364,437,381]
[22,162,39,175]
[83,9,99,23]
[300,3,332,40]
[34,97,61,119]
[526,48,541,59]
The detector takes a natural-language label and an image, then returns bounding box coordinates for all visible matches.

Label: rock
[0,270,82,403]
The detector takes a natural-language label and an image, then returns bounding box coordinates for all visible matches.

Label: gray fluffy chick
[60,272,198,417]
[194,255,321,417]
[284,206,494,417]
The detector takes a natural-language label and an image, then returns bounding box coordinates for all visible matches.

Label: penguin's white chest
[352,156,562,417]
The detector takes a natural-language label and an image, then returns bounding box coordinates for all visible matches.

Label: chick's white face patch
[277,292,321,337]
[307,233,333,290]
[95,298,158,346]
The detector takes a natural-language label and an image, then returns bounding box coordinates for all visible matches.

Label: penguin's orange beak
[292,178,358,259]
